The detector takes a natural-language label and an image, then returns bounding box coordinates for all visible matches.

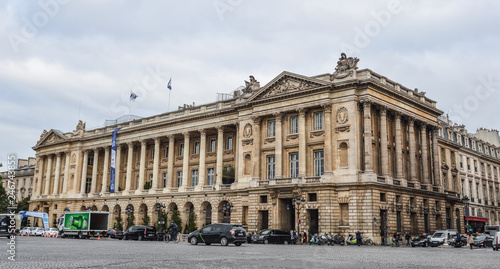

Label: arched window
[339,142,348,167]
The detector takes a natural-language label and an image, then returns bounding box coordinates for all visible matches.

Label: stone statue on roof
[73,120,86,136]
[331,53,359,80]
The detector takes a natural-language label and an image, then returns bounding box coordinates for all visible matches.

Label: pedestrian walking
[405,232,411,246]
[467,232,474,250]
[356,230,362,246]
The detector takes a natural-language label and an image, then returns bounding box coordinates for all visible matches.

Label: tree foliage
[171,209,182,230]
[126,214,135,229]
[186,211,198,234]
[114,215,124,231]
[142,211,150,226]
[0,182,9,213]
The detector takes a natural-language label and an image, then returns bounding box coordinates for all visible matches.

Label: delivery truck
[58,211,109,239]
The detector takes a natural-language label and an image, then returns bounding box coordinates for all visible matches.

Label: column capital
[379,106,387,115]
[167,134,175,141]
[126,141,134,147]
[252,116,261,124]
[139,139,147,145]
[116,144,122,150]
[182,131,190,138]
[198,129,206,136]
[296,108,307,116]
[216,126,224,132]
[359,99,371,106]
[408,117,415,126]
[321,102,332,112]
[153,137,161,143]
[55,152,63,157]
[272,112,283,120]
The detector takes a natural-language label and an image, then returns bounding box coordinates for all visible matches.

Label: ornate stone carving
[262,79,312,98]
[241,139,253,146]
[243,123,252,138]
[286,134,299,141]
[243,75,260,93]
[198,129,206,136]
[40,129,48,140]
[310,130,324,138]
[46,134,61,144]
[335,125,350,133]
[296,108,307,116]
[336,107,348,124]
[71,153,76,163]
[252,116,261,124]
[321,102,332,113]
[72,120,86,137]
[331,53,359,80]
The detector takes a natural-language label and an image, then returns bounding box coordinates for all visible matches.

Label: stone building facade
[30,54,499,243]
[437,118,500,232]
[1,157,35,202]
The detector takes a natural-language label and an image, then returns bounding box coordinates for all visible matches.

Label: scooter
[346,234,357,245]
[318,233,329,246]
[328,234,345,246]
[309,234,320,245]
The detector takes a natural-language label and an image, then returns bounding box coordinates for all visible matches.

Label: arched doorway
[218,201,233,223]
[113,204,122,229]
[139,204,149,225]
[201,201,212,227]
[80,205,86,211]
[125,204,135,229]
[101,205,109,212]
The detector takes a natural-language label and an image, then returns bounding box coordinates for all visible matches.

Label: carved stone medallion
[336,107,348,124]
[243,123,252,138]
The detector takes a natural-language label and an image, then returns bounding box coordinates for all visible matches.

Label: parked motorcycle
[318,233,329,246]
[328,234,345,246]
[346,234,357,245]
[309,234,320,245]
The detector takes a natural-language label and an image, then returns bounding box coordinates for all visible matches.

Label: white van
[493,231,500,251]
[430,230,458,247]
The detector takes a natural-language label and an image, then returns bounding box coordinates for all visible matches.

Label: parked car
[472,235,493,248]
[106,229,123,240]
[252,229,292,245]
[34,227,45,236]
[19,227,31,236]
[123,226,156,241]
[430,230,458,247]
[492,232,500,251]
[411,235,430,247]
[44,228,59,237]
[188,223,247,246]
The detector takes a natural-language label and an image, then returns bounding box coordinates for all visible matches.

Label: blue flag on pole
[167,78,172,90]
[130,92,138,100]
[110,128,120,193]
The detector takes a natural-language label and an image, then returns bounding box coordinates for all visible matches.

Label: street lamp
[462,196,470,233]
[86,206,93,211]
[155,203,166,230]
[126,205,134,228]
[222,202,233,223]
[64,207,70,212]
[292,195,306,242]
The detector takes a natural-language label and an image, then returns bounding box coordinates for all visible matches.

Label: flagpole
[168,90,171,112]
[129,91,132,121]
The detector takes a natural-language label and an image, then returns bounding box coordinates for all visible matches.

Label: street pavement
[1,236,499,268]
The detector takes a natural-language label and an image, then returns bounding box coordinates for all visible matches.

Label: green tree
[126,214,135,229]
[142,211,150,226]
[0,182,9,213]
[171,209,182,231]
[114,215,124,231]
[187,211,198,233]
[156,211,168,231]
[16,195,30,212]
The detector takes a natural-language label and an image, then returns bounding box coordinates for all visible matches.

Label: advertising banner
[64,212,90,230]
[110,128,120,193]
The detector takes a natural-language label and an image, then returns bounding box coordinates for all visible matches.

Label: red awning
[465,216,488,222]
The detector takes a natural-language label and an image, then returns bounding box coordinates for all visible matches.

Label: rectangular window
[151,147,155,159]
[194,141,200,154]
[226,136,233,150]
[260,195,268,203]
[177,171,183,187]
[210,138,216,152]
[308,193,317,202]
[396,211,402,232]
[314,150,324,177]
[162,172,167,188]
[476,183,480,200]
[267,155,275,180]
[290,116,298,134]
[290,153,299,178]
[314,111,323,130]
[179,143,184,156]
[474,160,478,172]
[440,148,446,162]
[467,158,470,171]
[380,192,386,202]
[88,155,94,166]
[268,120,276,137]
[459,155,463,168]
[191,169,198,187]
[149,173,153,188]
[340,203,349,226]
[85,178,92,193]
[165,146,169,158]
[207,167,214,185]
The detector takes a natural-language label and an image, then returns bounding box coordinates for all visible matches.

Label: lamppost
[64,207,70,212]
[86,206,93,211]
[155,203,166,230]
[462,196,470,233]
[292,195,306,242]
[126,205,134,229]
[222,202,233,223]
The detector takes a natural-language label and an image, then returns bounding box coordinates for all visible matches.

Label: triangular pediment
[36,129,68,146]
[247,71,329,102]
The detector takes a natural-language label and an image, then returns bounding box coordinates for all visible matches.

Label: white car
[44,228,59,237]
[19,227,31,236]
[34,228,45,236]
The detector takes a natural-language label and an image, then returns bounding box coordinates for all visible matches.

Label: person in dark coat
[356,230,362,246]
[405,232,411,246]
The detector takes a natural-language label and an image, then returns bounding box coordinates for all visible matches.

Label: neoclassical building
[30,54,499,243]
[1,157,35,202]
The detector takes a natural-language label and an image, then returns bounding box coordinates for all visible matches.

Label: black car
[106,229,123,240]
[123,225,156,241]
[252,229,292,245]
[447,234,467,247]
[473,235,493,248]
[411,236,430,247]
[188,223,246,246]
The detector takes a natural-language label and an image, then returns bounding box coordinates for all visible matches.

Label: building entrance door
[307,209,319,235]
[258,210,269,231]
[279,198,295,231]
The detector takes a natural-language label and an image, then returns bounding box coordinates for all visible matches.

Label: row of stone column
[35,152,71,196]
[361,101,440,188]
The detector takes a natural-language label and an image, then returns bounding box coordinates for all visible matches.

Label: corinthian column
[199,129,206,186]
[166,135,175,190]
[62,152,70,195]
[36,156,44,197]
[323,104,333,174]
[216,127,224,186]
[44,154,53,195]
[80,150,89,194]
[274,113,283,178]
[297,109,307,177]
[252,117,262,179]
[124,142,134,193]
[91,149,99,194]
[115,144,122,192]
[363,101,373,172]
[102,146,110,193]
[182,132,191,187]
[421,125,430,185]
[395,113,403,179]
[153,138,161,190]
[432,128,441,187]
[408,118,417,182]
[52,153,62,195]
[380,107,389,176]
[136,140,147,193]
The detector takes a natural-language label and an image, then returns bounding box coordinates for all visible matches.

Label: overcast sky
[1,0,499,170]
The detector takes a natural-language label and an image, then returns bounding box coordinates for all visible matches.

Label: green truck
[58,211,109,239]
